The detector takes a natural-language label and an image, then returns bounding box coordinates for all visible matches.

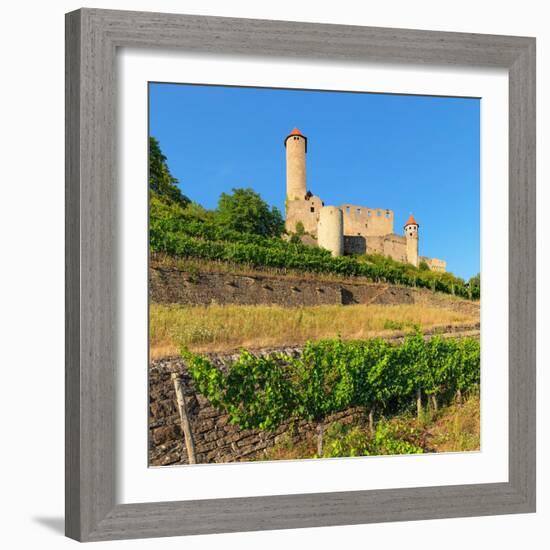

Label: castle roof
[404,214,419,227]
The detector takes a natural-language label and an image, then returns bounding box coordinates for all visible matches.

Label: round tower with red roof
[284,128,307,201]
[404,214,419,267]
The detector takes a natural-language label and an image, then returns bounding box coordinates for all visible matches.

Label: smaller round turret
[318,206,344,257]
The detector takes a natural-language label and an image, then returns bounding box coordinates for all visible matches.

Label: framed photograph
[65,8,536,542]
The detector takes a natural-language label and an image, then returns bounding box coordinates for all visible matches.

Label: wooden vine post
[416,388,423,420]
[317,421,324,457]
[171,373,197,464]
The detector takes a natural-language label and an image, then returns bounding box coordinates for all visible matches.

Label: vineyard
[150,194,480,299]
[184,333,480,456]
[148,138,481,463]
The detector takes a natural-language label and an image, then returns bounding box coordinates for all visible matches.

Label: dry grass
[425,393,480,452]
[149,302,478,358]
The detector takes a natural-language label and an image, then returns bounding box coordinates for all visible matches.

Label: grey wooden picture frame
[65,8,536,542]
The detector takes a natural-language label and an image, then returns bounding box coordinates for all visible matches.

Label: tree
[419,260,430,271]
[467,273,480,300]
[468,273,480,291]
[149,136,190,207]
[216,187,284,237]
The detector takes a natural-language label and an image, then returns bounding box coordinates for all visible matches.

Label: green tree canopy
[215,187,284,237]
[468,273,481,293]
[149,136,190,207]
[468,273,480,288]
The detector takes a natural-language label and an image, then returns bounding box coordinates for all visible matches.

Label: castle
[284,128,446,273]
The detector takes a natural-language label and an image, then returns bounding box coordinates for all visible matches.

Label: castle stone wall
[364,235,385,255]
[383,234,408,263]
[354,234,408,264]
[343,235,367,255]
[341,204,394,237]
[285,195,322,235]
[421,256,447,273]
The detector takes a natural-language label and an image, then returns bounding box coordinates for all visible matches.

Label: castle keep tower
[404,214,419,267]
[318,206,344,257]
[285,128,307,201]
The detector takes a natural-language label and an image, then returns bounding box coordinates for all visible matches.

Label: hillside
[147,137,481,466]
[150,196,480,300]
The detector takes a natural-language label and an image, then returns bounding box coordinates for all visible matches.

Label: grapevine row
[152,229,478,298]
[184,334,480,439]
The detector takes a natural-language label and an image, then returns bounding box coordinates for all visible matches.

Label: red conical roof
[404,214,418,227]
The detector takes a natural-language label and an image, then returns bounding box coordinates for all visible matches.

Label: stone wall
[341,204,394,237]
[343,235,367,255]
[150,267,342,306]
[421,256,447,273]
[364,235,385,255]
[149,351,365,466]
[285,196,322,235]
[346,234,412,266]
[383,234,408,263]
[150,259,477,314]
[149,263,417,307]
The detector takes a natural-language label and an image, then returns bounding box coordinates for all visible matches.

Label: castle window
[310,207,315,213]
[368,210,371,217]
[357,208,361,215]
[377,210,381,216]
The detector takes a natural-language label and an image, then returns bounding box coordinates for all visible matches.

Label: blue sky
[149,83,480,280]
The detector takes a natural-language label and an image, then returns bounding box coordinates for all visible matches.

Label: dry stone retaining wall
[150,262,479,315]
[149,349,364,466]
